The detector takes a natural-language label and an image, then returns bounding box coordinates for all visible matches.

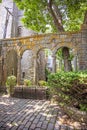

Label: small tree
[24,79,31,87]
[38,80,48,87]
[6,75,16,95]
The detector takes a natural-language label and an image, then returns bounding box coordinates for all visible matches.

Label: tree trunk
[62,47,72,71]
[84,11,87,24]
[48,0,72,71]
[63,48,72,71]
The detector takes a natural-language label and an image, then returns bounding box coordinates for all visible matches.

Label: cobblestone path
[0,95,86,130]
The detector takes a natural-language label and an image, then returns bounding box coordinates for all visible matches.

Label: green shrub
[6,75,16,95]
[24,79,31,86]
[45,68,51,81]
[48,71,87,112]
[38,80,48,87]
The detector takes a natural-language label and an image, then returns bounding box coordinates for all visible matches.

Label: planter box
[13,86,49,100]
[13,86,23,98]
[23,87,36,99]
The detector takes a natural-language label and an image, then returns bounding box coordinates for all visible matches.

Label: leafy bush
[6,75,16,95]
[45,68,51,81]
[38,80,48,87]
[48,71,87,112]
[24,79,31,86]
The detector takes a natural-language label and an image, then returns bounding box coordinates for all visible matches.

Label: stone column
[33,56,37,85]
[0,57,2,85]
[73,55,77,71]
[52,55,56,73]
[3,55,7,85]
[17,55,21,85]
[78,24,87,70]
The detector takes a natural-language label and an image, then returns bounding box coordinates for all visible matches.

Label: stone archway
[0,31,85,85]
[52,45,78,72]
[35,48,52,84]
[21,49,34,84]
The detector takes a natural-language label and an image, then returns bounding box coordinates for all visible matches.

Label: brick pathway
[0,95,86,130]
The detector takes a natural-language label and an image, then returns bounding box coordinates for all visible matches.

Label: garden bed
[51,95,87,123]
[62,105,87,123]
[12,86,49,100]
[48,71,87,123]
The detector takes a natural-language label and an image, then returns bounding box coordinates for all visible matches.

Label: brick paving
[0,95,86,130]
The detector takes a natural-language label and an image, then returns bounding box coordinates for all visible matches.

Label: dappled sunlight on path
[0,95,86,130]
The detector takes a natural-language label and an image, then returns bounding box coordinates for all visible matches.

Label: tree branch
[52,4,63,28]
[48,0,53,8]
[47,0,64,32]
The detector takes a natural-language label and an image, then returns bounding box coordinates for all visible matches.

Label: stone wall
[0,1,87,85]
[0,32,80,85]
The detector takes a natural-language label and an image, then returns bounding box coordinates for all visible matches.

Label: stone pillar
[78,24,87,70]
[17,55,21,85]
[37,50,46,82]
[0,57,2,85]
[33,56,37,85]
[52,55,56,73]
[73,56,77,71]
[3,56,7,85]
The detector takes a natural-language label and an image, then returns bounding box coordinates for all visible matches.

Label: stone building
[0,0,36,38]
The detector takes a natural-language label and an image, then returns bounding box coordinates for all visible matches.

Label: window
[22,72,25,78]
[12,69,14,75]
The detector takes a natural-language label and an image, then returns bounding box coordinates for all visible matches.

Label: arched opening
[6,50,18,77]
[21,50,33,83]
[36,48,52,84]
[55,47,78,72]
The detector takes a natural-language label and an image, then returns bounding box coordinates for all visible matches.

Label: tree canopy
[14,0,87,33]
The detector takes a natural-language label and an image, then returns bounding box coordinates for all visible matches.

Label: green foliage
[24,79,32,87]
[14,0,87,32]
[45,68,51,80]
[59,0,87,31]
[38,80,48,87]
[14,0,55,32]
[48,71,78,89]
[6,76,16,95]
[80,104,87,112]
[48,71,87,112]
